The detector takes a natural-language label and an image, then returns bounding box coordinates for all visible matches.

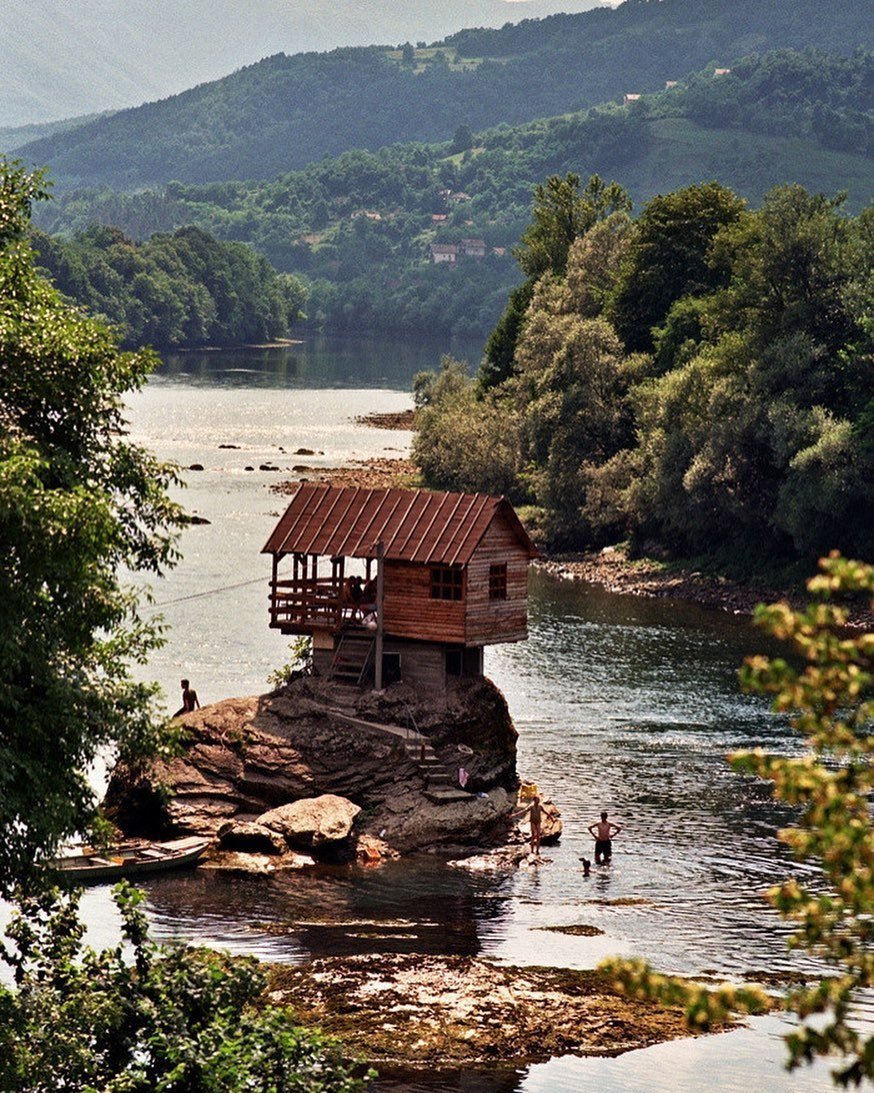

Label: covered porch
[268,551,379,635]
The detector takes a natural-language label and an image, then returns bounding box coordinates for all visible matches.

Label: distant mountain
[13,0,873,192]
[36,50,874,340]
[0,113,114,153]
[0,0,607,127]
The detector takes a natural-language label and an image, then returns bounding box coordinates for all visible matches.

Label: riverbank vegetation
[0,883,368,1091]
[604,555,874,1086]
[0,161,184,892]
[413,174,873,570]
[33,50,874,339]
[31,224,307,350]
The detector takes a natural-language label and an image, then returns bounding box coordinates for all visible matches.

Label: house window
[431,566,463,601]
[489,563,507,600]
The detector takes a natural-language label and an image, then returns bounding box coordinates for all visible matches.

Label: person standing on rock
[588,811,620,864]
[174,678,200,717]
[528,794,544,858]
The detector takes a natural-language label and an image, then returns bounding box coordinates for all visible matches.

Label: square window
[431,566,463,600]
[489,563,507,600]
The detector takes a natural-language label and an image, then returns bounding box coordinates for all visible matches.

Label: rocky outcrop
[104,675,539,858]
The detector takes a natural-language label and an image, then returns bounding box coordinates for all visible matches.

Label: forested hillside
[0,0,602,128]
[413,175,874,569]
[32,226,306,349]
[36,52,874,340]
[15,0,873,189]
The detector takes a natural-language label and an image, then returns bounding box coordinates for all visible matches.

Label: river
[55,334,846,1089]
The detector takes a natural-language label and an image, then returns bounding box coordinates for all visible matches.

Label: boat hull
[51,836,211,884]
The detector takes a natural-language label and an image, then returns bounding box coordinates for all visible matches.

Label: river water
[60,335,845,1089]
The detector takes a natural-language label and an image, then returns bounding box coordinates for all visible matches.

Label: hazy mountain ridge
[13,0,873,192]
[0,0,606,128]
[35,50,874,340]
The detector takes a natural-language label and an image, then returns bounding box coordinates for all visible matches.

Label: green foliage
[0,160,184,895]
[268,637,313,689]
[626,185,873,560]
[480,277,536,390]
[412,356,522,497]
[417,171,872,566]
[603,554,874,1087]
[0,881,369,1091]
[481,174,631,389]
[515,308,636,543]
[513,173,631,281]
[33,224,306,350]
[607,181,745,352]
[450,124,473,154]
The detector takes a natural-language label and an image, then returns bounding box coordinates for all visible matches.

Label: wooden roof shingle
[262,484,537,565]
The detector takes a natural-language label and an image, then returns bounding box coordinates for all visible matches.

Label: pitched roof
[262,484,537,565]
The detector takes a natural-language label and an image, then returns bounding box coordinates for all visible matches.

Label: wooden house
[263,484,538,690]
[459,238,487,260]
[429,242,457,263]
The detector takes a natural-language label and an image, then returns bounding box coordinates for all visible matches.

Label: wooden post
[374,540,385,691]
[271,553,278,624]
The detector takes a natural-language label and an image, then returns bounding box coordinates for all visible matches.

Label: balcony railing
[269,578,361,631]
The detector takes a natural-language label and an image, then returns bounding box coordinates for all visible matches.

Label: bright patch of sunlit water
[11,337,858,1091]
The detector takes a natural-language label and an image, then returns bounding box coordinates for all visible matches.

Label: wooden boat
[51,835,211,884]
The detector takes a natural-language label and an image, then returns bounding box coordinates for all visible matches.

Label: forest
[412,174,874,569]
[32,225,306,349]
[32,51,874,341]
[13,0,873,190]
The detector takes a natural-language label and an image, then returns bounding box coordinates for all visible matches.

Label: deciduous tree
[0,161,183,894]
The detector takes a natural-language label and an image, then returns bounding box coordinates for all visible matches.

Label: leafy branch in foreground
[602,552,874,1086]
[0,881,370,1091]
[0,159,184,895]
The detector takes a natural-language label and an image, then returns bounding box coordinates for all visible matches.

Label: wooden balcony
[269,577,363,633]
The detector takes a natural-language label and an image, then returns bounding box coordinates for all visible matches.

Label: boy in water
[527,794,543,858]
[588,811,621,864]
[510,793,545,859]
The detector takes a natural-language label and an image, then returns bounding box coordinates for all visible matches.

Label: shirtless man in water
[588,811,621,864]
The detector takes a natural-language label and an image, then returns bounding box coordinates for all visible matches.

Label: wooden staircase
[329,633,375,685]
[327,709,473,804]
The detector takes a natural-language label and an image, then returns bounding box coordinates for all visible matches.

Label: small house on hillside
[263,484,538,690]
[459,238,487,259]
[430,242,457,263]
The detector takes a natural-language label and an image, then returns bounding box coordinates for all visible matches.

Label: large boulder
[217,820,286,855]
[258,794,361,850]
[353,676,518,791]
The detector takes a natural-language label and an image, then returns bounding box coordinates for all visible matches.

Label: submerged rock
[267,953,719,1066]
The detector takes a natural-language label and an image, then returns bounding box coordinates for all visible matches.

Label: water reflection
[159,332,484,391]
[144,857,514,964]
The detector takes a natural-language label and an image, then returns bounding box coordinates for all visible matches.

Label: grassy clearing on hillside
[626,116,873,210]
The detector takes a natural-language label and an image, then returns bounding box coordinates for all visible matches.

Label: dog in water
[580,857,591,877]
